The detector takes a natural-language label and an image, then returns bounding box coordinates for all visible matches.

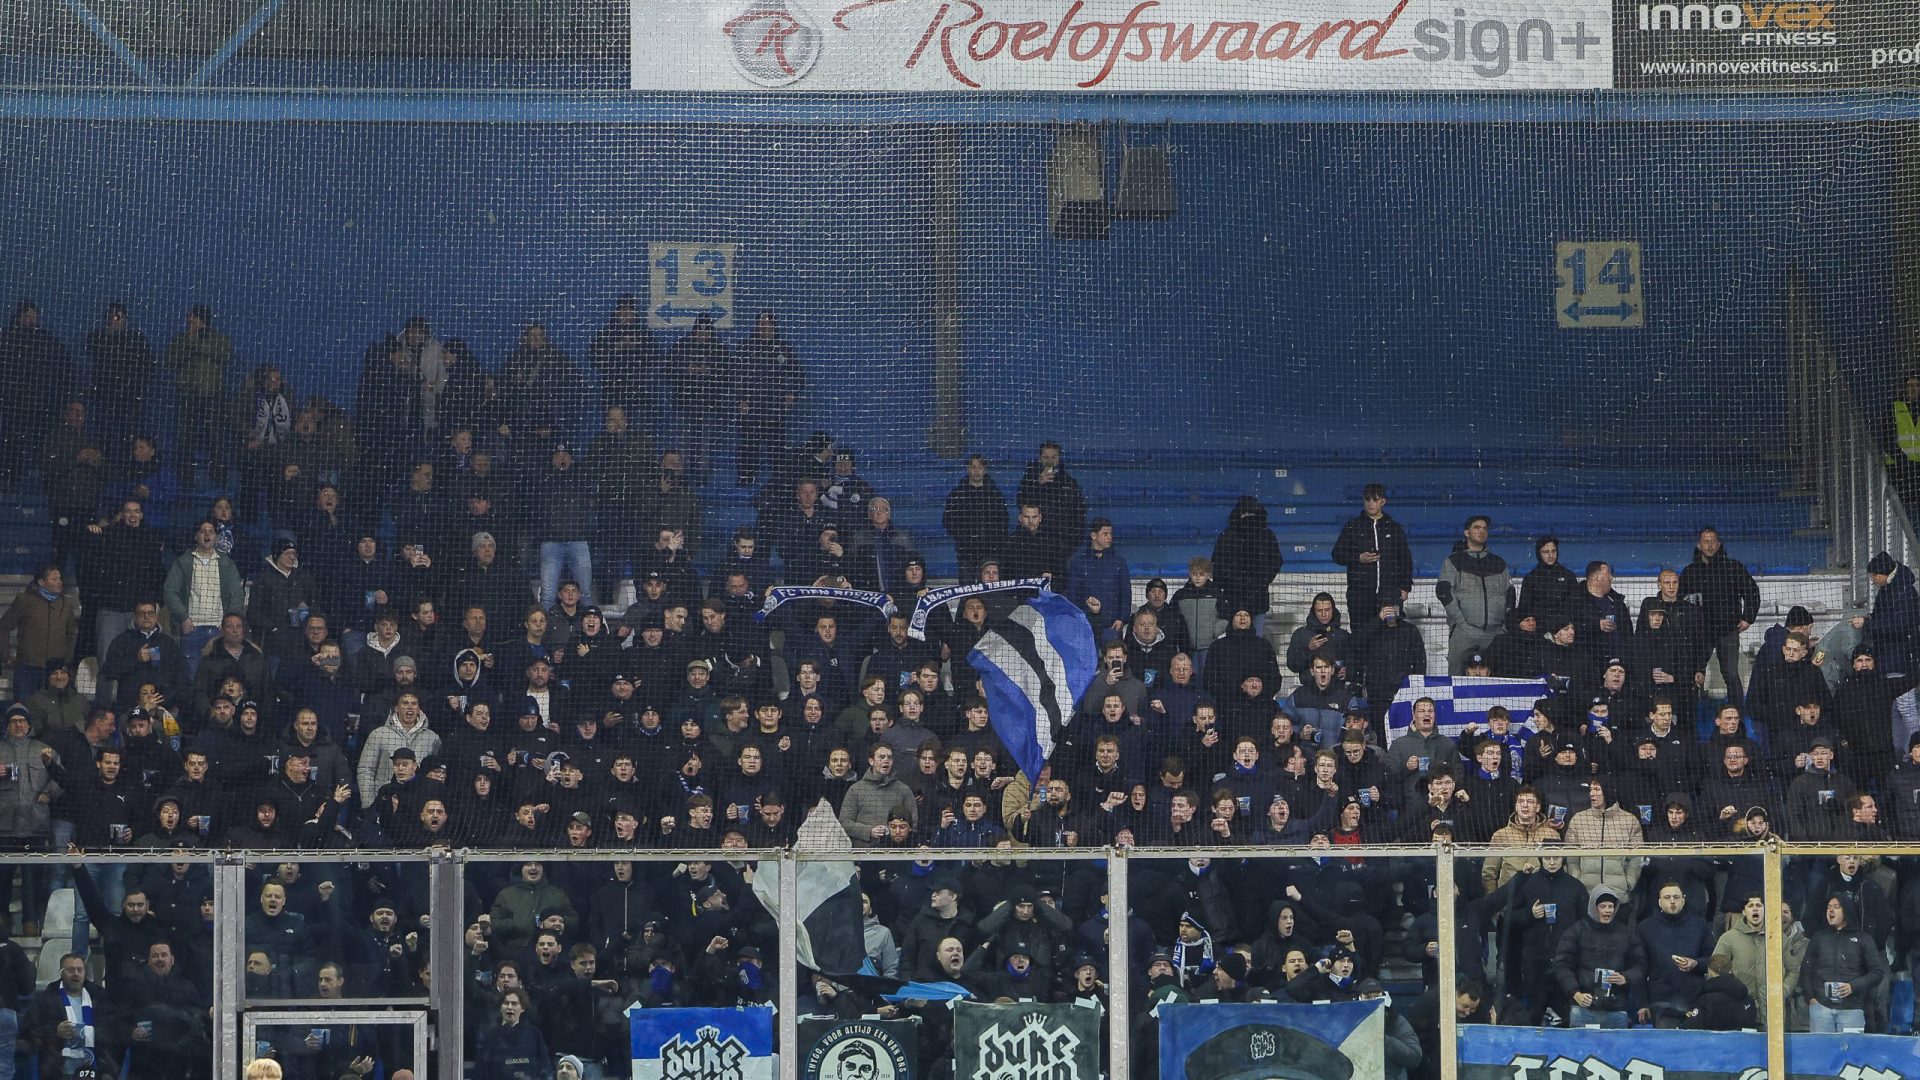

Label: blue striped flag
[1384,674,1549,742]
[966,591,1098,781]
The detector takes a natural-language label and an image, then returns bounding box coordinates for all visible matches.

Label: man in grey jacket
[1436,515,1513,674]
[838,745,917,845]
[1383,699,1461,812]
[0,705,58,937]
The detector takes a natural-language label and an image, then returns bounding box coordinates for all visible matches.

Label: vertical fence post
[1436,850,1458,1080]
[779,849,799,1080]
[430,854,466,1080]
[213,857,248,1077]
[1763,847,1787,1080]
[1107,849,1131,1080]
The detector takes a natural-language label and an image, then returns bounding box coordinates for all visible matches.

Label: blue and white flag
[966,590,1097,781]
[1385,675,1548,743]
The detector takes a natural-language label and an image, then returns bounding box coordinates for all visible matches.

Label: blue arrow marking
[656,302,728,320]
[1565,300,1635,320]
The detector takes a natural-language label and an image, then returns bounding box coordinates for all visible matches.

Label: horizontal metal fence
[24,841,1917,1080]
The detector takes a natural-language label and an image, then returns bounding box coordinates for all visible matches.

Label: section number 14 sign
[1555,241,1643,329]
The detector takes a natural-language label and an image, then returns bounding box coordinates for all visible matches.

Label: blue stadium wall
[0,119,1892,461]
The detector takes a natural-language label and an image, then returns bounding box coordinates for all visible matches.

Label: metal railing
[17,841,1918,1080]
[1787,269,1920,605]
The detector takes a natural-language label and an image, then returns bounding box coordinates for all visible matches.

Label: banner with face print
[800,1018,919,1080]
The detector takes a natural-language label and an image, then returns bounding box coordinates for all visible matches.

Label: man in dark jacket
[1357,605,1427,738]
[1331,484,1413,626]
[1799,892,1888,1032]
[1212,496,1282,630]
[1636,881,1715,1027]
[1867,551,1920,678]
[1505,852,1590,1024]
[97,601,188,715]
[26,952,116,1079]
[244,540,317,659]
[1286,593,1351,680]
[942,456,1009,582]
[1678,528,1761,708]
[1014,442,1088,564]
[534,445,594,608]
[1550,885,1645,1028]
[1831,645,1917,782]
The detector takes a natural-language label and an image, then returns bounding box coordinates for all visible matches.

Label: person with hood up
[1501,850,1589,1023]
[1627,603,1704,727]
[1331,484,1413,627]
[1202,608,1281,704]
[1550,884,1644,1028]
[1563,778,1644,900]
[1286,593,1351,680]
[1213,496,1282,631]
[1519,536,1580,633]
[1436,515,1513,674]
[1832,644,1917,782]
[1635,881,1715,1027]
[1678,527,1762,707]
[1866,551,1920,679]
[1800,892,1888,1032]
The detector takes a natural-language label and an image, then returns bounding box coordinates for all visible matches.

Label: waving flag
[1385,674,1548,742]
[750,800,867,974]
[966,590,1097,781]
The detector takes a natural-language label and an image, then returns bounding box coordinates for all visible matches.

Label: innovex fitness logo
[723,0,825,85]
[1634,1,1836,44]
[1615,0,1920,86]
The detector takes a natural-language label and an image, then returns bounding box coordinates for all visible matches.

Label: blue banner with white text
[631,1006,776,1080]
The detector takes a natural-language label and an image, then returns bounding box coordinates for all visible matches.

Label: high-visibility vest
[1898,401,1920,462]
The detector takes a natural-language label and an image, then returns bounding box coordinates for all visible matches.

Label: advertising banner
[1613,0,1920,88]
[1788,1032,1920,1080]
[632,0,1613,92]
[1159,1000,1386,1080]
[1458,1025,1762,1080]
[631,1006,777,1080]
[954,1001,1102,1080]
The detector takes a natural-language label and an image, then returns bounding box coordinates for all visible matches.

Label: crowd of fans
[2,299,1919,1079]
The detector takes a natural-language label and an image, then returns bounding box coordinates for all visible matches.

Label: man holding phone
[1332,484,1413,626]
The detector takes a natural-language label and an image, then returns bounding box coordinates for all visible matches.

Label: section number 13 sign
[649,242,736,329]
